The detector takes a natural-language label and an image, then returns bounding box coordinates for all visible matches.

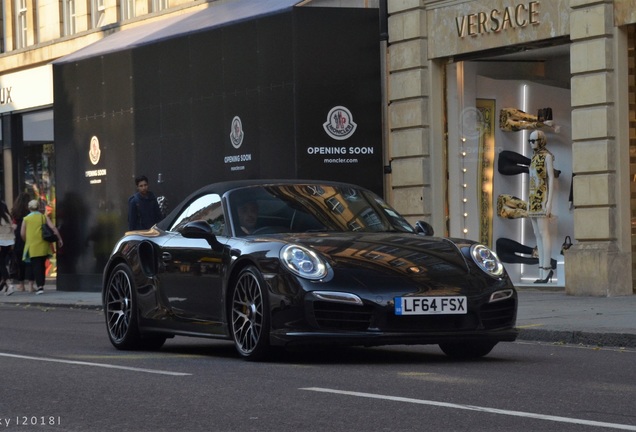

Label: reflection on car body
[102,179,517,361]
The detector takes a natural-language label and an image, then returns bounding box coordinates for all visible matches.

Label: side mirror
[181,220,224,252]
[415,221,434,236]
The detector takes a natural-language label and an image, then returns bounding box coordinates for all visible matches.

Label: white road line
[0,352,191,376]
[301,387,636,431]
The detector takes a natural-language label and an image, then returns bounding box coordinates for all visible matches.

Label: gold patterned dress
[528,149,554,217]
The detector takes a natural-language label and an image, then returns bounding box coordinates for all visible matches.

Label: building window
[121,0,135,20]
[15,0,28,49]
[151,0,168,13]
[91,0,106,28]
[62,0,77,36]
[326,197,344,215]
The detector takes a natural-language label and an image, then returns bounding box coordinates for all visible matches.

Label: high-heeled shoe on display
[534,267,554,284]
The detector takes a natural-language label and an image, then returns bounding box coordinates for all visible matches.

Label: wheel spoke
[232,270,265,355]
[106,270,133,343]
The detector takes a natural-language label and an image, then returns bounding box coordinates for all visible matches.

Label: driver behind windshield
[237,200,259,234]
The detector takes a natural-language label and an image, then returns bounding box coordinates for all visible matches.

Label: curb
[2,301,103,311]
[518,328,636,349]
[5,300,635,349]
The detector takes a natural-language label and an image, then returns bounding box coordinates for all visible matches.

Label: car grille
[312,301,373,331]
[310,297,516,332]
[480,298,516,329]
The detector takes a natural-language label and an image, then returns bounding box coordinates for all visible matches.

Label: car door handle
[162,252,172,262]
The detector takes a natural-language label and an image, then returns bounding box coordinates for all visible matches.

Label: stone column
[386,1,440,229]
[567,0,632,295]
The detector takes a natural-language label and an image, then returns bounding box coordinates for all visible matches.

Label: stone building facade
[387,0,636,296]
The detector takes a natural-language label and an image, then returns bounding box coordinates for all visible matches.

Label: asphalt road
[1,304,635,432]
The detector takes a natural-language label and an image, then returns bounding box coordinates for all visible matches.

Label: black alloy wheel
[230,266,271,360]
[105,263,166,350]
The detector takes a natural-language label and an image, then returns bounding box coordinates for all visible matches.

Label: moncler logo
[89,136,101,165]
[323,106,357,140]
[230,116,244,149]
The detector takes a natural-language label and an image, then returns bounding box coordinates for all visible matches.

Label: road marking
[0,352,191,376]
[69,354,205,360]
[300,387,636,431]
[397,372,484,385]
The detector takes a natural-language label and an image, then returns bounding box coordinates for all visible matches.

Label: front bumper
[269,289,518,347]
[270,327,519,347]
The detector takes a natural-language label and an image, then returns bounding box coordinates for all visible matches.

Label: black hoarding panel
[255,12,295,179]
[54,5,382,290]
[132,39,195,207]
[189,31,223,98]
[293,8,383,196]
[187,11,296,184]
[256,12,294,87]
[257,86,296,179]
[73,57,104,118]
[217,21,261,181]
[188,30,225,193]
[220,91,260,179]
[221,21,259,93]
[189,94,225,189]
[54,51,135,291]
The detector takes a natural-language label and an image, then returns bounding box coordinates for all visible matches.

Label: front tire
[439,341,497,359]
[230,266,271,361]
[104,263,166,350]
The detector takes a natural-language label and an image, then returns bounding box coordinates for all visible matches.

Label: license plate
[394,296,467,315]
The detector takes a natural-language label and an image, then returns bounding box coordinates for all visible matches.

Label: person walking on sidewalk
[0,200,16,296]
[11,193,34,292]
[20,200,63,295]
[128,175,162,231]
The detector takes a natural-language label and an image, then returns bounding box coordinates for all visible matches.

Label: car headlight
[280,244,329,280]
[470,244,504,278]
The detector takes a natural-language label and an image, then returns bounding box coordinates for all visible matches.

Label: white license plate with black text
[395,296,467,315]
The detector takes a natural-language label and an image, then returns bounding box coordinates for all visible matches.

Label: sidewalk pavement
[2,284,635,348]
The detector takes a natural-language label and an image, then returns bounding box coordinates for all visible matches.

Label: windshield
[227,184,415,236]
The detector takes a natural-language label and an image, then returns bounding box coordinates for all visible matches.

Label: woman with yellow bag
[20,200,63,295]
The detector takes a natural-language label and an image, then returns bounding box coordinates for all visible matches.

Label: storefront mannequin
[527,130,556,283]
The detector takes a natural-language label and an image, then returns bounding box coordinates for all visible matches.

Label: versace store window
[439,5,572,287]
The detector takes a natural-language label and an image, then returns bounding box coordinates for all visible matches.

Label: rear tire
[439,341,497,359]
[104,263,166,350]
[230,266,271,361]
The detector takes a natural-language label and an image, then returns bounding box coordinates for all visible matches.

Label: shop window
[21,142,57,277]
[0,119,3,199]
[445,42,571,286]
[21,111,56,274]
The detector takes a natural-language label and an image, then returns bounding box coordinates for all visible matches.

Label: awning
[55,0,302,64]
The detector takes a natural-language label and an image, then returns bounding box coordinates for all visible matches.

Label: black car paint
[102,180,517,356]
[105,229,516,343]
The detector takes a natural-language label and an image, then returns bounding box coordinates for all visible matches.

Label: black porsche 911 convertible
[102,180,517,360]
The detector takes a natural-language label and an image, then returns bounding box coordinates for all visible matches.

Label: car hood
[270,232,486,294]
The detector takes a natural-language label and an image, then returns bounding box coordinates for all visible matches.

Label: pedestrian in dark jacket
[0,199,16,295]
[128,175,162,230]
[10,193,34,293]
